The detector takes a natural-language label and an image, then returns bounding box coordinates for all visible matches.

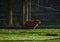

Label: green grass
[0,29,60,35]
[0,29,60,42]
[0,34,59,40]
[0,29,60,33]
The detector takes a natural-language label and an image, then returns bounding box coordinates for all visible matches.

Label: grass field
[0,29,60,42]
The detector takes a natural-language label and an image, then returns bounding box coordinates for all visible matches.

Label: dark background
[0,0,60,28]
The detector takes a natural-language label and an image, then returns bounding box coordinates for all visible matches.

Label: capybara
[23,20,41,29]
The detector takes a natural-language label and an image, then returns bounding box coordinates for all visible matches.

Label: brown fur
[23,20,41,29]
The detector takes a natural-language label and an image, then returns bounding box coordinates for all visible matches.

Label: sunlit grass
[0,29,60,40]
[0,34,59,40]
